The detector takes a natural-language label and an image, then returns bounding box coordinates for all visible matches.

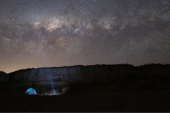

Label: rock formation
[0,71,8,83]
[0,71,8,92]
[1,64,170,93]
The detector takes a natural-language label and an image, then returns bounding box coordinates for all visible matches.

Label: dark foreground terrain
[1,64,170,112]
[1,88,170,112]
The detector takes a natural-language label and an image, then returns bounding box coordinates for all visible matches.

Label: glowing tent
[25,88,37,95]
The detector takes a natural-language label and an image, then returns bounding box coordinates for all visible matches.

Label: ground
[0,88,170,112]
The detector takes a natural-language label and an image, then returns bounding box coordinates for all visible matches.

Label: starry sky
[0,0,170,73]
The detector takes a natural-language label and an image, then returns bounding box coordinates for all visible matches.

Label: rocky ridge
[0,64,170,93]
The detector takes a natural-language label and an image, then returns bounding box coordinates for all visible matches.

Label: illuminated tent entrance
[25,88,37,95]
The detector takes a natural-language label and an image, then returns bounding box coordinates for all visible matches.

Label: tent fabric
[25,88,37,95]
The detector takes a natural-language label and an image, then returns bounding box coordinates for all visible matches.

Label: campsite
[0,88,170,112]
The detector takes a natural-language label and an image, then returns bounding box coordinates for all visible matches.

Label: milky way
[0,0,170,73]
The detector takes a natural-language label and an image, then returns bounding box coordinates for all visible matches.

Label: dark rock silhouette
[0,71,8,92]
[1,64,170,93]
[0,71,8,83]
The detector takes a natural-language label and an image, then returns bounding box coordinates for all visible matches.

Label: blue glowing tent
[25,88,37,95]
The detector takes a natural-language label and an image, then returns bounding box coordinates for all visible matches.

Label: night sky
[0,0,170,73]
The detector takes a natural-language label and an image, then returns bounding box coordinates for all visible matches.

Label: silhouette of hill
[0,63,170,93]
[1,64,170,112]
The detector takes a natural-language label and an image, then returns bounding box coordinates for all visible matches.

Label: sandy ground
[0,89,170,112]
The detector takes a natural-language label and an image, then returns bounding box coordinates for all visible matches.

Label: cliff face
[6,65,136,92]
[7,66,82,92]
[1,64,170,93]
